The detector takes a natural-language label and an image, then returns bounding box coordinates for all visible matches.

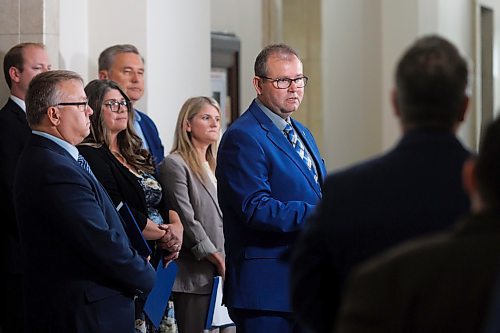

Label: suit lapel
[30,134,92,181]
[198,176,222,218]
[104,147,146,205]
[249,104,322,197]
[6,99,29,126]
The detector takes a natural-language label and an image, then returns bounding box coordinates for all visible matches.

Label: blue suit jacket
[290,129,471,333]
[14,134,156,333]
[216,100,326,312]
[136,109,164,167]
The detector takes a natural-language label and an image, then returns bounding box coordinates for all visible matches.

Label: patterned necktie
[283,123,318,183]
[77,154,96,179]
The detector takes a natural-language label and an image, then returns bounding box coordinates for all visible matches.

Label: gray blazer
[158,152,225,294]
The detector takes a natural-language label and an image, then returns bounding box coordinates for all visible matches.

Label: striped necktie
[283,123,318,183]
[77,154,96,179]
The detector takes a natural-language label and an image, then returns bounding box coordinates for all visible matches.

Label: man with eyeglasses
[13,70,155,333]
[0,42,51,333]
[216,43,326,333]
[98,44,164,168]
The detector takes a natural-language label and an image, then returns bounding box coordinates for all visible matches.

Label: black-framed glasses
[259,76,308,89]
[103,100,129,113]
[55,101,88,112]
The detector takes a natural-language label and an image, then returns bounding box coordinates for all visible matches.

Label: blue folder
[204,276,220,329]
[144,260,178,329]
[204,276,234,329]
[116,201,151,257]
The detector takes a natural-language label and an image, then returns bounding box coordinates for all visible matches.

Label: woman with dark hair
[78,79,183,332]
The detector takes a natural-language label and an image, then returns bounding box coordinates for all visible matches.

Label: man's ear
[458,95,469,122]
[253,76,262,95]
[390,87,400,118]
[46,106,61,126]
[462,157,477,197]
[98,70,109,80]
[9,66,21,84]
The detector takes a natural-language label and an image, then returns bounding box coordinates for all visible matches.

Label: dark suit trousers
[0,272,23,333]
[228,308,307,333]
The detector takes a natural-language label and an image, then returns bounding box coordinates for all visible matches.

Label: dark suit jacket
[216,99,327,312]
[0,98,31,274]
[14,134,155,333]
[136,109,164,167]
[334,212,500,333]
[78,145,169,230]
[290,129,471,333]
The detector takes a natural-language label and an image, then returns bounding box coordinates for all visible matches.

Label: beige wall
[0,0,60,103]
[211,0,263,113]
[323,0,383,171]
[2,0,500,172]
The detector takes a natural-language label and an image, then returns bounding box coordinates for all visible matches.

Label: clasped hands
[158,222,183,261]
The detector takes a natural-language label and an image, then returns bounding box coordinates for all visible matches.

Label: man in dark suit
[216,43,327,333]
[13,70,155,333]
[290,35,472,333]
[0,42,51,333]
[98,44,164,167]
[334,115,500,333]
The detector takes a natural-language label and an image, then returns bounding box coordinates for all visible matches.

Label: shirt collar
[255,98,290,132]
[10,95,26,112]
[32,130,79,160]
[134,109,142,121]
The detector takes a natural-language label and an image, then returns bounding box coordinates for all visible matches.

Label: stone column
[0,0,59,101]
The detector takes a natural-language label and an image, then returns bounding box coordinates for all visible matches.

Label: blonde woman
[159,97,235,333]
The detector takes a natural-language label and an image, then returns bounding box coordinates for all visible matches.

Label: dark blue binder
[204,276,234,329]
[116,201,152,257]
[204,276,220,329]
[144,260,178,329]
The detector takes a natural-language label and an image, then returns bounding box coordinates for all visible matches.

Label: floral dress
[135,172,178,333]
[139,171,164,226]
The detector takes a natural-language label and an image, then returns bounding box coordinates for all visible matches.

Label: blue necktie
[283,123,318,183]
[77,154,96,179]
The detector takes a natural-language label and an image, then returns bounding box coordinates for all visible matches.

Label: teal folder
[144,260,178,329]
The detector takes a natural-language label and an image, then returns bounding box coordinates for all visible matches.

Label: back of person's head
[395,35,468,130]
[3,42,45,88]
[254,43,300,77]
[25,70,82,127]
[171,96,221,181]
[98,44,142,72]
[474,116,500,212]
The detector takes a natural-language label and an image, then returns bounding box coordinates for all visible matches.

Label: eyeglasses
[103,100,129,113]
[55,101,88,112]
[259,76,309,89]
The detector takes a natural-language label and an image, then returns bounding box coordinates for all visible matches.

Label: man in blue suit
[216,43,326,333]
[13,70,156,333]
[290,35,471,333]
[98,44,164,167]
